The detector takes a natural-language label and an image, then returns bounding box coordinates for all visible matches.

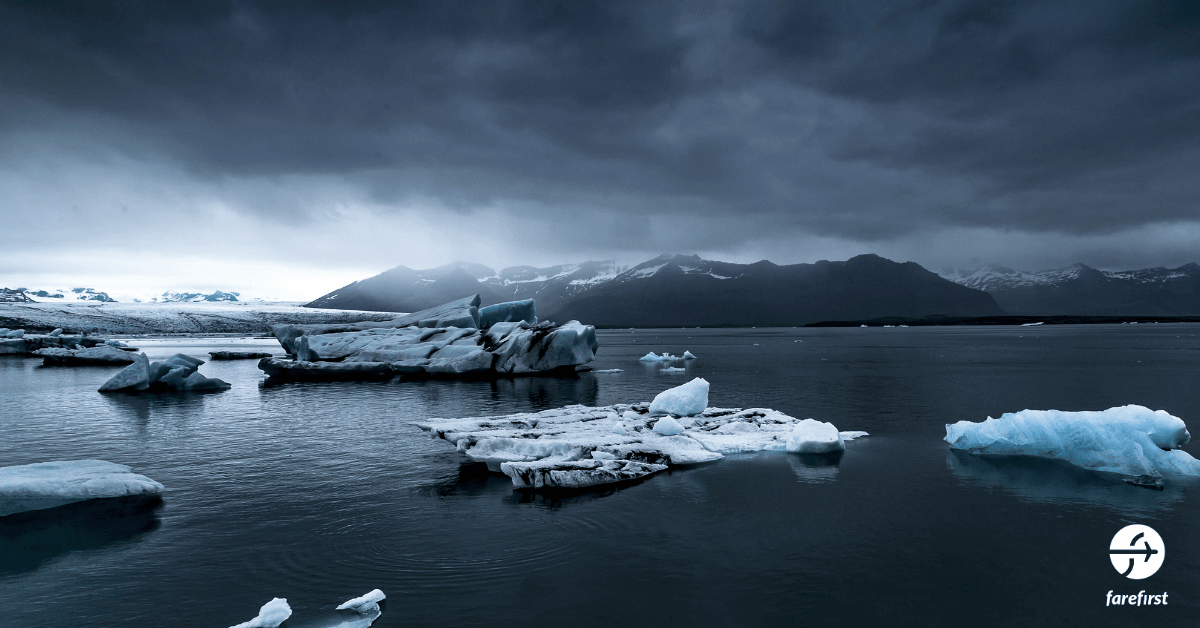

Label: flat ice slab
[945,405,1200,478]
[0,460,165,517]
[34,345,136,365]
[417,390,865,490]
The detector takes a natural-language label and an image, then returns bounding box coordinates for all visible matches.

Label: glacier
[260,295,598,380]
[945,405,1200,478]
[0,460,165,517]
[99,353,232,393]
[416,379,865,490]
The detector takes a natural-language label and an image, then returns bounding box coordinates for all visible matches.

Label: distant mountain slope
[545,254,1003,326]
[940,263,1200,315]
[308,253,1003,326]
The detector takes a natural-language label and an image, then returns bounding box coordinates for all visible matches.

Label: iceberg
[34,345,137,365]
[649,377,709,416]
[682,350,698,359]
[230,598,291,628]
[0,330,109,355]
[416,380,864,490]
[0,460,165,517]
[99,353,231,393]
[478,299,536,328]
[209,351,272,360]
[261,296,597,381]
[661,366,686,373]
[786,419,845,454]
[945,405,1200,478]
[639,352,683,362]
[337,589,386,614]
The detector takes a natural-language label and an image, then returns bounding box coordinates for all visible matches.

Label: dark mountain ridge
[307,253,1004,326]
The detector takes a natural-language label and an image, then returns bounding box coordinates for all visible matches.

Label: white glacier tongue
[944,405,1200,478]
[229,598,291,628]
[261,296,598,380]
[416,380,865,490]
[0,460,165,517]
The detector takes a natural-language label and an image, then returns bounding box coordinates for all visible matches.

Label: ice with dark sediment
[261,295,598,380]
[99,353,231,392]
[209,350,273,360]
[0,329,109,355]
[945,405,1200,478]
[416,378,866,490]
[0,460,164,517]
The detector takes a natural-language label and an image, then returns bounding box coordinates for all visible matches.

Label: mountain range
[939,263,1200,315]
[306,254,1005,326]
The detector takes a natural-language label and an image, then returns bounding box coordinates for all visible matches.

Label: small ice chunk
[639,352,661,362]
[839,431,869,440]
[592,368,624,373]
[49,328,63,337]
[653,416,685,436]
[682,350,697,359]
[661,366,686,373]
[648,377,709,416]
[591,450,617,460]
[230,598,291,628]
[337,589,386,613]
[786,419,846,454]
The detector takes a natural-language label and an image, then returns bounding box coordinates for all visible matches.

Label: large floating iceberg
[417,378,865,490]
[0,460,165,517]
[945,405,1200,478]
[261,295,598,380]
[99,353,231,393]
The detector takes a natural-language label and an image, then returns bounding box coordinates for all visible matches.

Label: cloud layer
[3,1,1199,298]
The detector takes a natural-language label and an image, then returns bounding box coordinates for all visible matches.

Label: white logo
[1109,525,1164,579]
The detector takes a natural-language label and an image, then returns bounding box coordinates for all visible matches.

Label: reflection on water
[945,449,1186,512]
[0,496,163,575]
[787,451,842,484]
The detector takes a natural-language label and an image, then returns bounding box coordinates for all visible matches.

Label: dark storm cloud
[2,0,1199,255]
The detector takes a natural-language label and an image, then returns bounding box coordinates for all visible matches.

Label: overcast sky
[2,0,1199,300]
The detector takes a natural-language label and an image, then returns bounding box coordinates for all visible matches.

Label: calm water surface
[2,325,1199,627]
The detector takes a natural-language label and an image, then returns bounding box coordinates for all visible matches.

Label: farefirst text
[1107,591,1168,606]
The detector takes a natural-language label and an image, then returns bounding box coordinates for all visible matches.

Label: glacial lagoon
[2,325,1199,627]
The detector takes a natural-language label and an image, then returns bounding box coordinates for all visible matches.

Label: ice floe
[945,405,1200,478]
[34,345,136,365]
[0,329,111,355]
[99,353,231,393]
[0,460,164,517]
[261,296,598,380]
[230,598,291,628]
[639,351,691,362]
[416,379,865,490]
